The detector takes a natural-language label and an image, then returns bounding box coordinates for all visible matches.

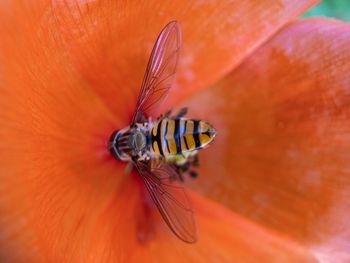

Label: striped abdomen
[150,118,215,157]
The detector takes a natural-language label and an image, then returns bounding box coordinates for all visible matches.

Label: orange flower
[1,0,349,262]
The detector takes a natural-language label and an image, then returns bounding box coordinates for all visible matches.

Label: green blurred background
[303,0,350,21]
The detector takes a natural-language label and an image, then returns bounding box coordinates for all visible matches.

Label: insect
[108,21,216,243]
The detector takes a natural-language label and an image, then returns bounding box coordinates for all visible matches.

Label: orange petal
[184,18,350,261]
[0,3,121,261]
[131,192,316,263]
[0,1,319,261]
[50,0,318,118]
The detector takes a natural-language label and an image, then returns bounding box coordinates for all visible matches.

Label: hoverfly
[109,21,216,243]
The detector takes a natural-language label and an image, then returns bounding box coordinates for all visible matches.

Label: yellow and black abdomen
[150,118,215,157]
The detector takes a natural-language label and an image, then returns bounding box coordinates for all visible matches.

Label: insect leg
[192,154,199,167]
[157,108,173,121]
[189,170,198,178]
[175,152,200,179]
[174,107,188,118]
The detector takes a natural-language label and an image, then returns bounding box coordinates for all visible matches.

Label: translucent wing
[132,21,181,124]
[134,160,197,243]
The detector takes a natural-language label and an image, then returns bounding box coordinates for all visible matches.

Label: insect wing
[132,21,181,124]
[134,161,197,243]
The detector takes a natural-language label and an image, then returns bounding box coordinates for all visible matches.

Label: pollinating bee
[108,21,216,243]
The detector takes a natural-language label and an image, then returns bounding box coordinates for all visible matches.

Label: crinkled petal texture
[185,18,350,262]
[50,0,317,118]
[0,0,322,262]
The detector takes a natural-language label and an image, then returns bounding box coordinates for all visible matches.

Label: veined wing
[132,21,181,124]
[134,160,197,243]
